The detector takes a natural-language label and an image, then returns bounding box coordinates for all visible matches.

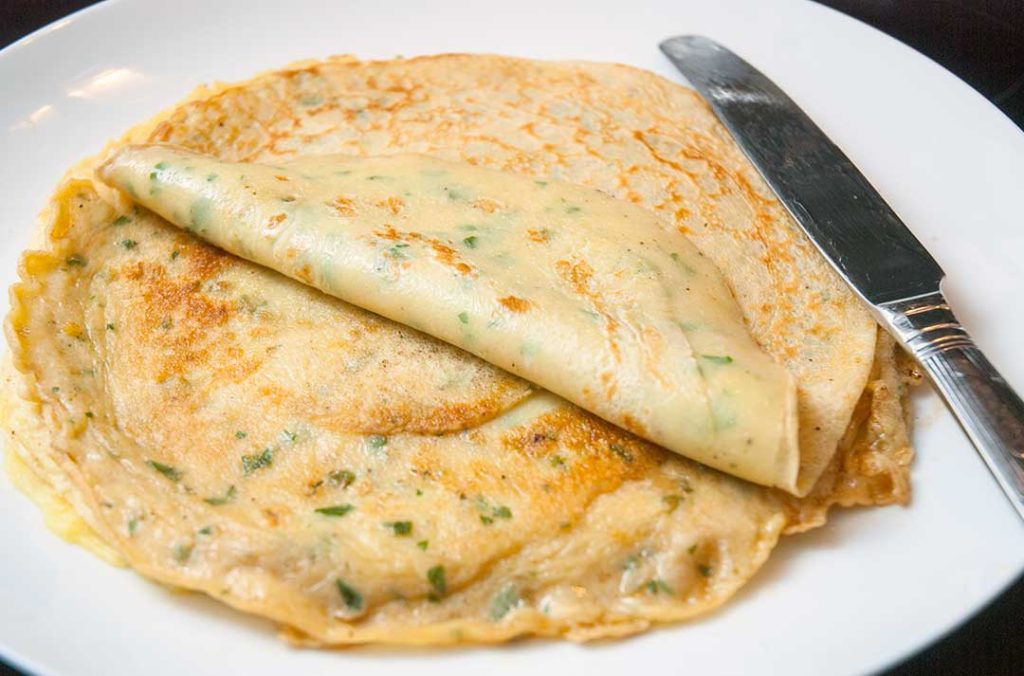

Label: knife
[660,35,1024,520]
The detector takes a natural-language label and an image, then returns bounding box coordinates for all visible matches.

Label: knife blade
[660,35,1024,521]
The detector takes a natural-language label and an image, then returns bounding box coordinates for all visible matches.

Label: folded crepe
[98,145,800,491]
[3,54,914,646]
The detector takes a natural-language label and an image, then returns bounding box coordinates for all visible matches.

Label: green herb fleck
[427,565,446,596]
[534,180,548,187]
[315,504,355,517]
[279,429,298,444]
[701,354,733,365]
[550,455,566,468]
[698,564,713,577]
[458,311,469,324]
[106,323,115,331]
[336,579,363,610]
[493,506,512,519]
[565,205,581,214]
[417,540,429,551]
[235,431,247,439]
[489,585,521,621]
[127,517,140,535]
[172,543,193,564]
[385,521,413,536]
[480,515,494,525]
[386,243,409,259]
[204,485,237,506]
[610,443,634,463]
[170,250,180,260]
[112,215,130,226]
[154,161,169,170]
[241,448,273,475]
[85,411,94,419]
[662,494,683,512]
[646,579,673,595]
[65,254,87,267]
[462,235,478,248]
[146,460,181,482]
[120,239,137,250]
[206,174,217,183]
[328,469,356,488]
[51,386,60,393]
[367,434,388,449]
[149,171,158,181]
[197,526,213,536]
[687,544,698,555]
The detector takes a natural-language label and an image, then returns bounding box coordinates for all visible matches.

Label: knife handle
[879,291,1024,519]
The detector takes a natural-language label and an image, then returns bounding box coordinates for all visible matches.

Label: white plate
[2,1,1023,674]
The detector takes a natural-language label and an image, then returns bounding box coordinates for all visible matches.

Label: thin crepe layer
[99,146,799,490]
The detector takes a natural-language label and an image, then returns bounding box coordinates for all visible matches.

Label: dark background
[2,1,1023,674]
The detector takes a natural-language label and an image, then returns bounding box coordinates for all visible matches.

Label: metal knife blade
[660,35,1024,520]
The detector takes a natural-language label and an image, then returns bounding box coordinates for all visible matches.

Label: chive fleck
[170,250,180,260]
[493,506,512,519]
[112,215,130,226]
[698,564,713,578]
[427,565,446,596]
[385,520,413,536]
[462,235,478,248]
[65,254,87,267]
[204,485,237,506]
[662,494,683,512]
[315,504,355,517]
[146,460,182,482]
[701,354,734,365]
[120,239,137,250]
[235,431,247,439]
[489,585,521,621]
[197,526,213,536]
[335,579,363,610]
[480,515,494,525]
[106,323,115,331]
[85,411,94,419]
[367,434,388,449]
[646,579,673,595]
[328,469,355,488]
[458,311,469,324]
[241,448,273,475]
[172,543,193,564]
[417,540,429,551]
[610,443,634,463]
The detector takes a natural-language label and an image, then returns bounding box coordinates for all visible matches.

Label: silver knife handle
[878,292,1024,518]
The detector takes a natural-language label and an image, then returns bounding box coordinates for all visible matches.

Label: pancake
[98,146,799,491]
[2,54,916,644]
